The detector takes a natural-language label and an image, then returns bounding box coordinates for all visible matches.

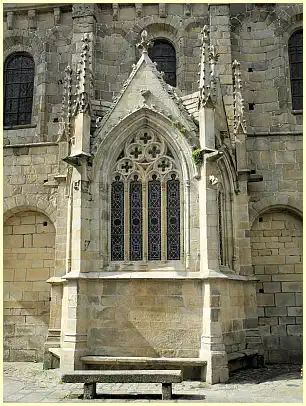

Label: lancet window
[110,128,181,262]
[288,29,303,111]
[4,53,35,127]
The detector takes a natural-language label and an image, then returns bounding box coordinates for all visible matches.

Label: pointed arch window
[288,29,303,111]
[4,52,35,126]
[110,128,181,262]
[149,39,176,87]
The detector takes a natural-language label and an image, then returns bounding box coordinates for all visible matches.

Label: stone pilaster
[60,278,88,371]
[200,281,228,383]
[209,4,234,136]
[43,277,64,369]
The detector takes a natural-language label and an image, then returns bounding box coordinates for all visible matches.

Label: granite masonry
[3,3,302,384]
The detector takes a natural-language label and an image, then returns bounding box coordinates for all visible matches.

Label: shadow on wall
[250,208,303,364]
[3,210,56,362]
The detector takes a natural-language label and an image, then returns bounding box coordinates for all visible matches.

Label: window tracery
[110,128,181,262]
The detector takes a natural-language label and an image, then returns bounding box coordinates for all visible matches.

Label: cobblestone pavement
[3,362,303,403]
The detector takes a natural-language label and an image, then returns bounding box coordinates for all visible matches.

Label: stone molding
[249,196,303,227]
[62,271,257,281]
[3,194,57,225]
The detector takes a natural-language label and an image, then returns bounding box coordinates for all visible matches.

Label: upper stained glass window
[110,128,181,262]
[4,53,35,126]
[149,39,177,87]
[288,30,303,110]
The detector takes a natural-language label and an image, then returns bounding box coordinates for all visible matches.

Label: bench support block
[84,383,96,399]
[162,383,172,400]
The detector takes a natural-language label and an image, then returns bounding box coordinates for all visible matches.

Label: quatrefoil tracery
[112,129,178,181]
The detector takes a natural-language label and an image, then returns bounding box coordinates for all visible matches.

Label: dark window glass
[167,175,180,260]
[4,53,35,126]
[288,30,303,110]
[111,179,124,261]
[130,176,143,261]
[149,39,176,87]
[218,191,224,266]
[148,178,161,260]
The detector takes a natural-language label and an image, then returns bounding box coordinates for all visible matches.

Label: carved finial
[137,30,153,54]
[198,25,218,109]
[74,33,92,115]
[232,59,247,135]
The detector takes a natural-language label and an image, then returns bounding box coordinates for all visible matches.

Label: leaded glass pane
[167,175,180,260]
[111,179,124,261]
[218,191,224,265]
[148,178,161,260]
[4,53,34,126]
[289,30,303,110]
[149,40,176,87]
[130,177,143,261]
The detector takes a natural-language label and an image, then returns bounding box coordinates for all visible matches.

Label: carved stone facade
[3,3,302,383]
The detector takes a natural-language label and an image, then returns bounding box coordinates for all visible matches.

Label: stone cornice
[3,3,72,13]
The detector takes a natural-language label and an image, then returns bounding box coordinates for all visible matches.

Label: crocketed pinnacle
[233,59,247,135]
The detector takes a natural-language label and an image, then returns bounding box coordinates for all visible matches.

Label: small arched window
[149,39,176,87]
[288,30,303,110]
[110,128,181,262]
[4,52,35,126]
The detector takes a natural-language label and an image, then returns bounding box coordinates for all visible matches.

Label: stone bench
[61,369,182,400]
[80,356,207,380]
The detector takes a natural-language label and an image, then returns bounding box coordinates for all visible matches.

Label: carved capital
[54,7,61,25]
[28,9,36,30]
[72,4,98,19]
[6,11,14,30]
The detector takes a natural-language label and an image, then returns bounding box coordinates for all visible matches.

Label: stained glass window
[149,39,176,87]
[130,175,143,261]
[167,174,180,260]
[217,190,224,266]
[148,176,161,260]
[288,30,303,110]
[111,178,124,261]
[110,130,181,263]
[4,53,35,126]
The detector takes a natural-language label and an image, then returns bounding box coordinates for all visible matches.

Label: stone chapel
[3,3,303,383]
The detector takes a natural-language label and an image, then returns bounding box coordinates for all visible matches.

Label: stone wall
[4,211,56,361]
[247,135,302,199]
[210,279,259,355]
[86,279,203,358]
[250,210,302,363]
[231,4,303,134]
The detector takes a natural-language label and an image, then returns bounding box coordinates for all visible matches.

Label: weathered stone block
[287,306,302,317]
[281,281,302,293]
[265,307,287,317]
[275,293,295,307]
[287,325,302,336]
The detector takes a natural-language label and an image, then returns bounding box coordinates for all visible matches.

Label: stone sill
[62,270,257,282]
[4,124,37,130]
[4,141,58,148]
[291,109,303,115]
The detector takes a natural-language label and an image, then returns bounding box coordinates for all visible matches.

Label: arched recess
[216,151,238,271]
[250,207,302,364]
[92,108,196,270]
[4,194,57,226]
[249,196,302,227]
[3,209,56,362]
